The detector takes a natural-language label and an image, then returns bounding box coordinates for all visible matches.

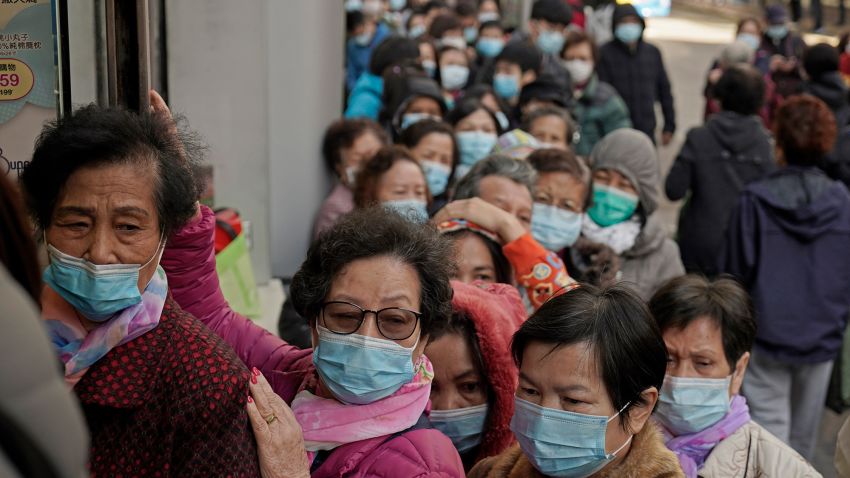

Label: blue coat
[345,72,383,120]
[345,23,390,91]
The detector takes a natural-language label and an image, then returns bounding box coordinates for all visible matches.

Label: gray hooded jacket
[589,129,685,299]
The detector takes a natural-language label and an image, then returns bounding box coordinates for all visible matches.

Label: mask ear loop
[605,400,635,458]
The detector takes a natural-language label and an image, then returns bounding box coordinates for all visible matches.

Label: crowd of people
[3,0,850,476]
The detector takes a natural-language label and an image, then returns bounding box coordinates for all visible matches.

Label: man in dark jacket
[721,95,850,461]
[597,4,675,145]
[756,5,806,98]
[666,65,775,276]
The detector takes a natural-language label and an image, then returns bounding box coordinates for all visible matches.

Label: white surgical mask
[563,59,594,85]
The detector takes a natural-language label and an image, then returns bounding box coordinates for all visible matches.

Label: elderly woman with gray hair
[433,154,576,310]
[582,128,685,300]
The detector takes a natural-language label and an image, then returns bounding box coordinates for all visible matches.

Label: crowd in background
[3,0,850,477]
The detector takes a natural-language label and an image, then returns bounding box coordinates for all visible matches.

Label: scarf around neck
[292,354,434,461]
[662,394,751,478]
[581,214,642,255]
[42,266,168,389]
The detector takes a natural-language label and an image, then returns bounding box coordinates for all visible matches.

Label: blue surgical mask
[456,130,497,167]
[422,59,437,78]
[766,24,788,40]
[313,325,418,405]
[441,64,470,91]
[430,404,489,454]
[43,240,163,322]
[614,23,643,44]
[531,203,582,251]
[736,32,761,51]
[353,31,374,47]
[421,160,452,196]
[345,0,363,12]
[493,73,519,99]
[401,112,437,131]
[409,24,427,39]
[587,184,639,227]
[511,397,633,478]
[654,375,732,436]
[477,37,505,58]
[383,198,430,223]
[537,29,566,55]
[390,0,406,11]
[464,26,479,44]
[478,12,500,23]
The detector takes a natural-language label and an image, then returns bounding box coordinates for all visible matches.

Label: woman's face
[427,332,489,409]
[313,255,427,355]
[453,233,498,283]
[339,132,384,179]
[593,168,638,196]
[529,115,569,150]
[46,163,162,294]
[455,108,498,134]
[411,132,455,167]
[662,317,749,397]
[419,42,436,64]
[406,96,443,118]
[478,175,533,230]
[479,0,499,16]
[517,341,639,459]
[535,171,587,213]
[376,159,428,203]
[563,41,594,63]
[440,48,468,69]
[738,19,760,36]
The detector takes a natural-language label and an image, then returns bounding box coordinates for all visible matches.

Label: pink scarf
[292,354,434,458]
[42,266,167,389]
[662,395,752,478]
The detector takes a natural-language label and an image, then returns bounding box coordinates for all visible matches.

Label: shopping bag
[215,232,261,319]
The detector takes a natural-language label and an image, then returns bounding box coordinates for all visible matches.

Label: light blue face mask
[477,37,505,58]
[493,73,519,99]
[43,240,162,322]
[313,324,418,405]
[421,160,452,196]
[766,24,788,40]
[383,198,430,223]
[464,26,479,44]
[654,375,732,436]
[345,0,364,12]
[430,404,489,454]
[409,24,427,39]
[422,59,437,78]
[736,32,761,51]
[537,29,566,55]
[401,112,438,131]
[456,130,497,168]
[614,23,643,44]
[353,31,374,47]
[511,397,633,478]
[531,203,582,252]
[441,64,470,91]
[389,0,406,11]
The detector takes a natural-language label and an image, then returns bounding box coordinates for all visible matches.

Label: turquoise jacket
[344,72,383,120]
[573,75,632,156]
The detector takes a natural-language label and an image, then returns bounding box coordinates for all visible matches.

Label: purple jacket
[163,205,465,477]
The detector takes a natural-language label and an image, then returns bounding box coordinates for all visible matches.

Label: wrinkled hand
[246,368,310,478]
[661,131,674,146]
[432,197,526,244]
[769,55,787,73]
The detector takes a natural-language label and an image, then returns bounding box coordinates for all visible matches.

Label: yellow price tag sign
[0,58,33,101]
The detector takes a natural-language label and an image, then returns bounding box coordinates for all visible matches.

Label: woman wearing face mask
[649,275,820,477]
[437,46,471,109]
[468,284,684,478]
[287,207,464,476]
[446,97,502,180]
[581,128,684,300]
[314,118,389,238]
[523,106,577,151]
[353,145,432,223]
[426,280,526,471]
[19,104,264,477]
[400,118,459,212]
[561,31,631,157]
[384,68,447,137]
[463,84,514,132]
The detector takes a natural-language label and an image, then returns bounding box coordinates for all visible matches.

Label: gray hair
[522,105,579,145]
[719,40,755,68]
[453,154,537,200]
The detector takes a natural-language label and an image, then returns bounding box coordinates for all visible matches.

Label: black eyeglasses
[319,301,422,341]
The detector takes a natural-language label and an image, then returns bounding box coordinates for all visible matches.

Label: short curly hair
[774,95,837,167]
[321,118,389,174]
[291,207,455,337]
[353,145,431,208]
[20,104,200,237]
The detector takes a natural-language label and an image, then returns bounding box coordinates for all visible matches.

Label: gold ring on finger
[264,414,277,424]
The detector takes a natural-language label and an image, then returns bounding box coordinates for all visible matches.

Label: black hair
[0,173,41,303]
[455,0,477,17]
[462,84,511,119]
[445,97,503,135]
[443,228,514,285]
[399,118,460,176]
[425,0,449,14]
[714,65,765,116]
[803,42,840,80]
[370,35,421,76]
[511,285,668,432]
[346,10,367,34]
[321,118,389,174]
[531,0,573,26]
[291,206,454,337]
[649,275,757,370]
[495,41,543,74]
[479,20,504,34]
[21,105,200,238]
[429,13,463,39]
[527,147,592,211]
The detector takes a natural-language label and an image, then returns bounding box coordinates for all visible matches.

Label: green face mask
[588,184,639,227]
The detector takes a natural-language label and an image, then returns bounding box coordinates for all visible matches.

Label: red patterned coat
[75,297,260,477]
